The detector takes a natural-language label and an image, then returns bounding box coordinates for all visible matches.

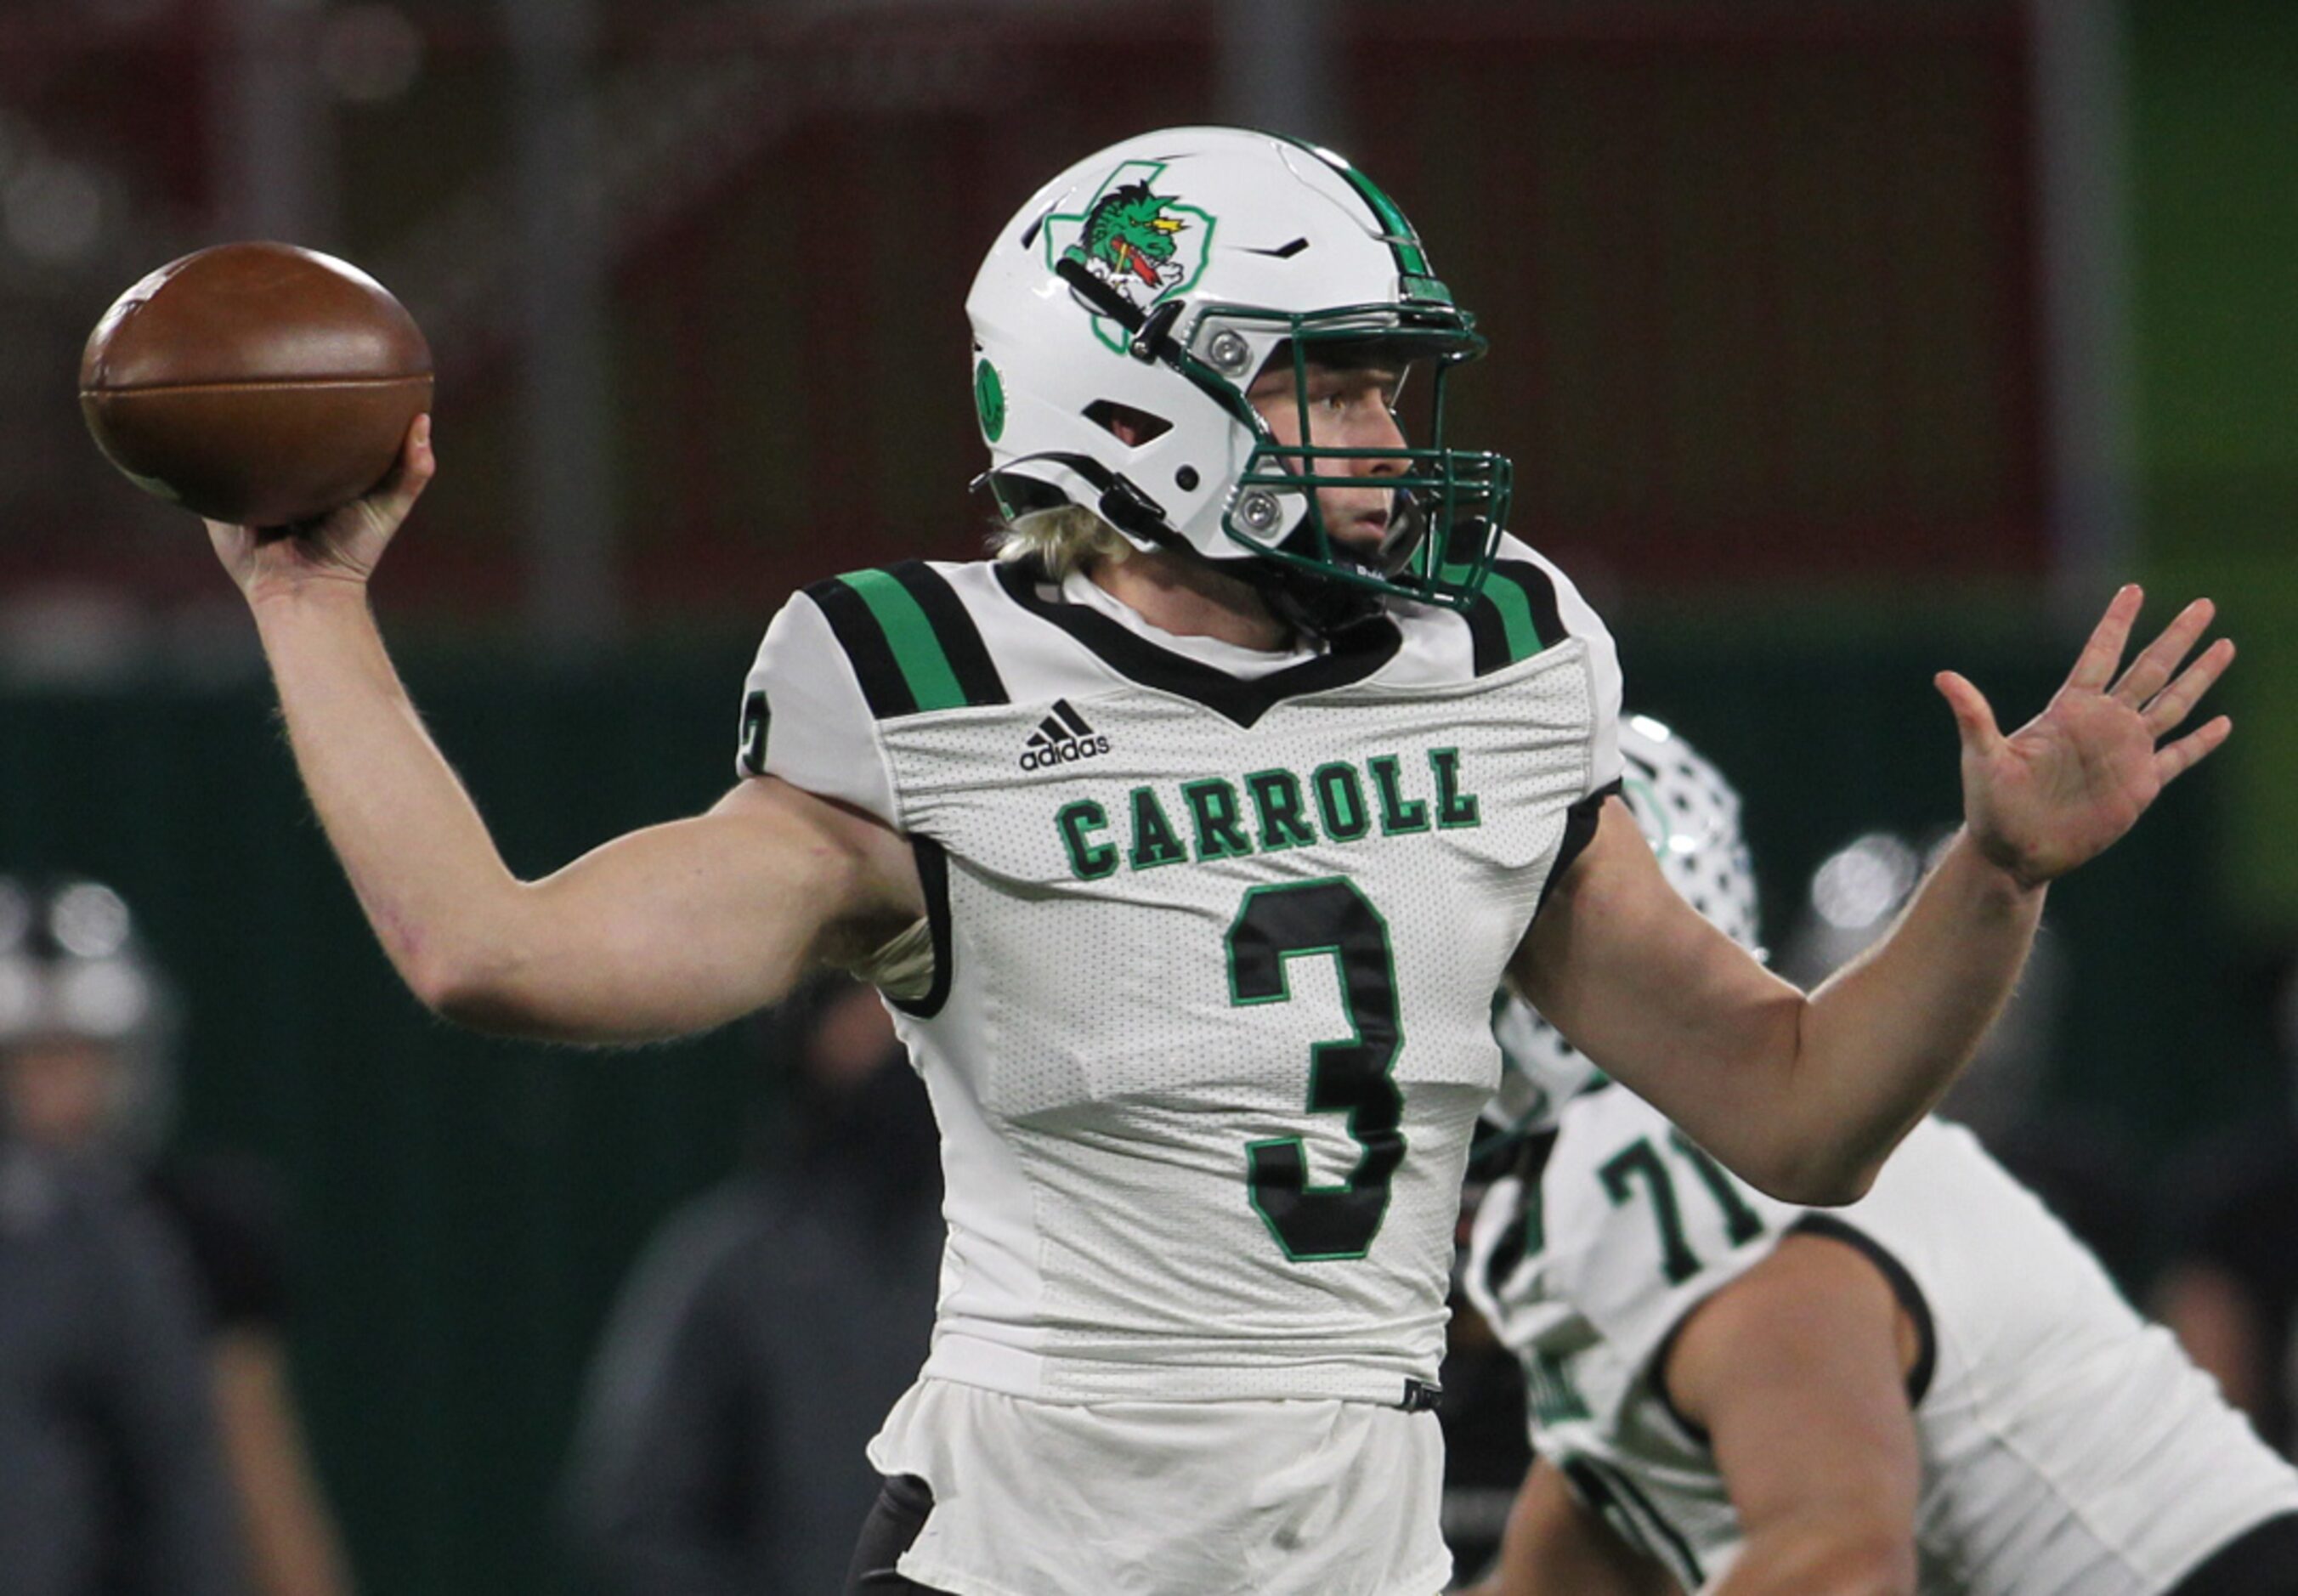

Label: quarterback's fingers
[314,411,433,549]
[371,412,435,512]
[2066,584,2144,694]
[1935,671,2003,757]
[2142,635,2236,737]
[2154,714,2233,787]
[2112,597,2216,710]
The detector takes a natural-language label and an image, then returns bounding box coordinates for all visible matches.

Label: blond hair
[992,504,1135,582]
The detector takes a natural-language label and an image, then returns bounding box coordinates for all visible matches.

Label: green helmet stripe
[1335,166,1430,276]
[837,569,970,712]
[1271,133,1434,280]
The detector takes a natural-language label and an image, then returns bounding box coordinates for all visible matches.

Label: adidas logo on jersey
[1020,700,1112,771]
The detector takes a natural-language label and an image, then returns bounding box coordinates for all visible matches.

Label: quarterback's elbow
[396,910,554,1035]
[421,961,626,1042]
[411,937,619,1040]
[1725,1006,1898,1206]
[425,973,531,1034]
[1724,1136,1884,1209]
[405,943,521,1032]
[406,908,795,1047]
[1763,1154,1882,1209]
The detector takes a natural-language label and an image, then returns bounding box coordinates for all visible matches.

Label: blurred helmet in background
[0,876,177,1161]
[1774,829,1927,991]
[1486,716,1762,1141]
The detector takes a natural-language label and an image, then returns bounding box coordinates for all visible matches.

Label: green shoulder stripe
[803,562,1008,718]
[1466,559,1567,676]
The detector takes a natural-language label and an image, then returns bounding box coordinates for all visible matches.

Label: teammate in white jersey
[1463,722,2298,1596]
[200,126,2233,1595]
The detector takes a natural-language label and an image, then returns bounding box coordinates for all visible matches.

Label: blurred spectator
[565,976,942,1596]
[0,877,356,1596]
[0,906,246,1595]
[2154,953,2298,1459]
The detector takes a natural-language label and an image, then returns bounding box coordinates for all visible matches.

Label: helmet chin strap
[1228,528,1390,644]
[1252,567,1390,645]
[1237,485,1432,645]
[1119,476,1438,645]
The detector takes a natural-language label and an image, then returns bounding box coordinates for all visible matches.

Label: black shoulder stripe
[886,561,1009,706]
[804,577,917,719]
[1465,595,1514,677]
[1494,559,1565,641]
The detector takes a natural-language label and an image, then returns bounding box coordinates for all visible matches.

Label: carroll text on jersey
[1055,747,1483,879]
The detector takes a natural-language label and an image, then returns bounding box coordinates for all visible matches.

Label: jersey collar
[993,558,1402,728]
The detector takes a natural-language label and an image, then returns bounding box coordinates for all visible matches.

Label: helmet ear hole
[1083,399,1172,448]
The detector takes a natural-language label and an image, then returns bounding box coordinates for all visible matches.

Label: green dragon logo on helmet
[1069,182,1185,291]
[1044,160,1217,354]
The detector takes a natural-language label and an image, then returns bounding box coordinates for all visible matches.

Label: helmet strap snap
[1128,298,1186,364]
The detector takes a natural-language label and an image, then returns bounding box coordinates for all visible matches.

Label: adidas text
[1021,700,1110,771]
[1021,733,1112,771]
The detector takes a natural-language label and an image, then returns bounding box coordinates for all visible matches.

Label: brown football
[79,241,433,527]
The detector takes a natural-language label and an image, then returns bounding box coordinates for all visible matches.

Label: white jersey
[742,535,1622,1409]
[1465,1085,2298,1594]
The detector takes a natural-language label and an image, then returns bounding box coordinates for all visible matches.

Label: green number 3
[1226,878,1406,1261]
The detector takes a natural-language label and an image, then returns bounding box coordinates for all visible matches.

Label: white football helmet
[965,126,1508,627]
[1486,716,1763,1137]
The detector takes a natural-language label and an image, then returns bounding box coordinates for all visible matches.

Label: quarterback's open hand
[207,413,433,605]
[1937,585,2233,890]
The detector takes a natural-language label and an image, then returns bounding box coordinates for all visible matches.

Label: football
[78,241,433,527]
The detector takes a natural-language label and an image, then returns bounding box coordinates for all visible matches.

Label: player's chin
[1324,513,1393,560]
